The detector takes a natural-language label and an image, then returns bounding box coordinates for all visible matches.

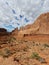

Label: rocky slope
[18,12,49,37]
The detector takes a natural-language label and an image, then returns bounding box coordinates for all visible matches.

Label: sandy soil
[0,35,49,65]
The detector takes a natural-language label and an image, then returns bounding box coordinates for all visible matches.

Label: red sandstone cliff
[18,12,49,37]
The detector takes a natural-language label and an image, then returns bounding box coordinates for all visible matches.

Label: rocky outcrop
[11,28,18,35]
[0,28,10,36]
[18,12,49,37]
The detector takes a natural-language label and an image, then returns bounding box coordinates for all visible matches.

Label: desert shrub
[31,52,40,59]
[30,52,47,63]
[8,37,16,43]
[0,48,12,58]
[44,44,49,48]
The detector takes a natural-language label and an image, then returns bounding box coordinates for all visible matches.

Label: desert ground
[0,34,49,65]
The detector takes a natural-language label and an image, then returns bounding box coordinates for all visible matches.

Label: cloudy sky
[0,0,49,32]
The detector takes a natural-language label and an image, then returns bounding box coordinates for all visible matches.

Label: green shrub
[30,52,47,63]
[31,52,41,60]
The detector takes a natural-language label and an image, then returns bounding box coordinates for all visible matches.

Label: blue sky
[0,0,49,32]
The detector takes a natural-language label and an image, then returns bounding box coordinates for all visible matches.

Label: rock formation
[18,12,49,37]
[0,28,10,36]
[11,28,18,35]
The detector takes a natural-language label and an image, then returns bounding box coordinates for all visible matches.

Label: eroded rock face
[18,12,49,37]
[0,28,10,36]
[10,28,19,38]
[35,12,49,34]
[0,28,7,32]
[11,28,18,35]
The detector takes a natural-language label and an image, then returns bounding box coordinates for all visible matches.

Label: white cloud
[0,0,48,32]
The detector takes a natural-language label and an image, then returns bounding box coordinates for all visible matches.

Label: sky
[0,0,49,32]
